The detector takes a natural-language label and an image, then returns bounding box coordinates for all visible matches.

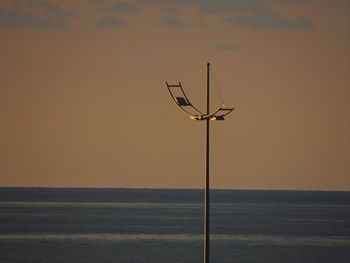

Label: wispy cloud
[215,43,240,51]
[28,0,65,17]
[95,16,127,26]
[90,0,105,4]
[198,0,263,14]
[138,0,262,13]
[226,9,315,29]
[295,17,315,29]
[7,0,73,27]
[0,8,59,27]
[0,0,316,30]
[163,16,186,27]
[140,0,315,30]
[111,2,140,13]
[194,21,207,27]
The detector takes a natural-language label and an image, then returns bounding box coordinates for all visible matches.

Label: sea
[0,188,349,263]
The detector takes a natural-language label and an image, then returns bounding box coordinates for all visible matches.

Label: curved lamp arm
[166,82,204,117]
[166,82,234,121]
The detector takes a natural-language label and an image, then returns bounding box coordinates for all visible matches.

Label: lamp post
[204,62,210,263]
[166,63,235,263]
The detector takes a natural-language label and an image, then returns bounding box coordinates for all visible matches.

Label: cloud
[138,0,263,13]
[163,8,179,15]
[90,0,105,4]
[215,43,240,51]
[198,0,263,14]
[194,21,207,27]
[111,2,140,13]
[226,9,315,29]
[28,0,65,17]
[95,16,127,26]
[163,16,186,27]
[140,0,315,30]
[137,0,191,5]
[9,0,22,8]
[296,17,315,29]
[0,8,56,27]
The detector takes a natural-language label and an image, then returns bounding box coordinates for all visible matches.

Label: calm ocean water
[0,188,349,263]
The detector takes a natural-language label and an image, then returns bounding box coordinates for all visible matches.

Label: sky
[0,0,349,190]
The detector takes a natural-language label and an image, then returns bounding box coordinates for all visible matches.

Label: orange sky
[0,0,349,190]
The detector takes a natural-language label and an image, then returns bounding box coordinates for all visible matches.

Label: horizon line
[0,186,349,192]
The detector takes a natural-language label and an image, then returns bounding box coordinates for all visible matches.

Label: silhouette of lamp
[165,63,235,263]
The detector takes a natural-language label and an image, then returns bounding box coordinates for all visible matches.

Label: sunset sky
[0,0,349,190]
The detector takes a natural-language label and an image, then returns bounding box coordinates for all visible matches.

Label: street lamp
[165,63,235,263]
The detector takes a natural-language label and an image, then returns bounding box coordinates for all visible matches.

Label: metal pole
[204,62,210,263]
